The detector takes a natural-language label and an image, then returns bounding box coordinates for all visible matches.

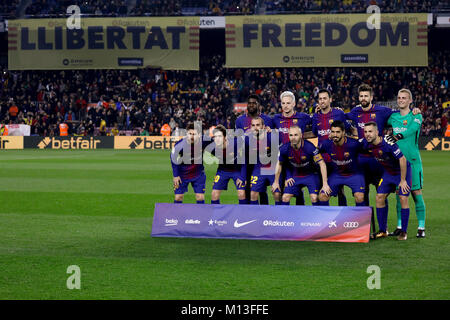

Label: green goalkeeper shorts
[410,161,424,191]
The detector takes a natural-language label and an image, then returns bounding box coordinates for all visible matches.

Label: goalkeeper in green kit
[386,89,426,238]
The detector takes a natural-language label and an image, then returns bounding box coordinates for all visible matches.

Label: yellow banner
[0,136,24,149]
[8,17,200,70]
[225,14,428,67]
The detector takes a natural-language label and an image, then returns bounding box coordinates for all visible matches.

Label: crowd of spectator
[0,0,258,18]
[0,48,448,137]
[1,0,448,18]
[264,0,447,14]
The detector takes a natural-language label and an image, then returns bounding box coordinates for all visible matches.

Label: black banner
[19,136,449,151]
[418,136,450,151]
[24,136,114,150]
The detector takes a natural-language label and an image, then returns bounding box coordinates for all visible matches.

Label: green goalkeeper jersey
[387,111,422,164]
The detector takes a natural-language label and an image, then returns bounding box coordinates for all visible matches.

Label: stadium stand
[263,0,449,15]
[0,49,448,136]
[0,1,448,136]
[0,0,448,18]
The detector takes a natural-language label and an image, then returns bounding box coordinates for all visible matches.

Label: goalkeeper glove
[384,133,404,144]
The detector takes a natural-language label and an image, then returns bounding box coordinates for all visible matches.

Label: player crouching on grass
[362,122,412,241]
[171,122,209,204]
[209,125,248,205]
[272,125,331,206]
[245,117,282,205]
[317,120,365,206]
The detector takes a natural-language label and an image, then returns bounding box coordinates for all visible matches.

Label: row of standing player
[171,84,426,240]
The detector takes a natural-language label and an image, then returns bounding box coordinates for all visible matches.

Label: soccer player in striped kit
[235,94,273,132]
[345,84,397,207]
[308,89,352,206]
[171,122,209,204]
[272,91,312,145]
[235,94,273,205]
[245,117,282,205]
[317,120,365,206]
[362,122,412,241]
[272,91,311,205]
[272,125,330,206]
[209,125,248,205]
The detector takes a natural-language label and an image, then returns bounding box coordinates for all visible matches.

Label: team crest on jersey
[378,150,383,156]
[293,119,298,124]
[329,119,334,124]
[301,156,307,160]
[403,120,408,126]
[344,152,350,158]
[371,113,376,119]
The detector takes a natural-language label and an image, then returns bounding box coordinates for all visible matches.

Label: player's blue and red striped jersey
[209,137,246,179]
[312,108,351,142]
[345,104,394,139]
[244,131,280,172]
[235,113,273,132]
[272,112,312,144]
[278,140,323,178]
[346,104,394,158]
[318,137,362,176]
[171,137,209,181]
[361,138,407,176]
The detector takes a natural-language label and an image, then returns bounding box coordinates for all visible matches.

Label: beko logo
[164,219,178,226]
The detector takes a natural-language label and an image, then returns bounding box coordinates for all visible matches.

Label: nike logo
[234,219,257,228]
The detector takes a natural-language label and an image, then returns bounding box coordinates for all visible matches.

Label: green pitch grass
[0,149,449,299]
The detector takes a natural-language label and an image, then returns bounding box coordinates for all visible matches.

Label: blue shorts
[280,167,302,196]
[377,167,412,196]
[284,174,320,195]
[174,173,206,195]
[328,173,365,196]
[359,155,383,186]
[213,170,246,191]
[250,174,281,193]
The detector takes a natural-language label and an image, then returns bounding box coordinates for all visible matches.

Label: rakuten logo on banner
[199,17,225,29]
[263,220,295,227]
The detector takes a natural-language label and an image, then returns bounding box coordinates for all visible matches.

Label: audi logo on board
[343,222,359,228]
